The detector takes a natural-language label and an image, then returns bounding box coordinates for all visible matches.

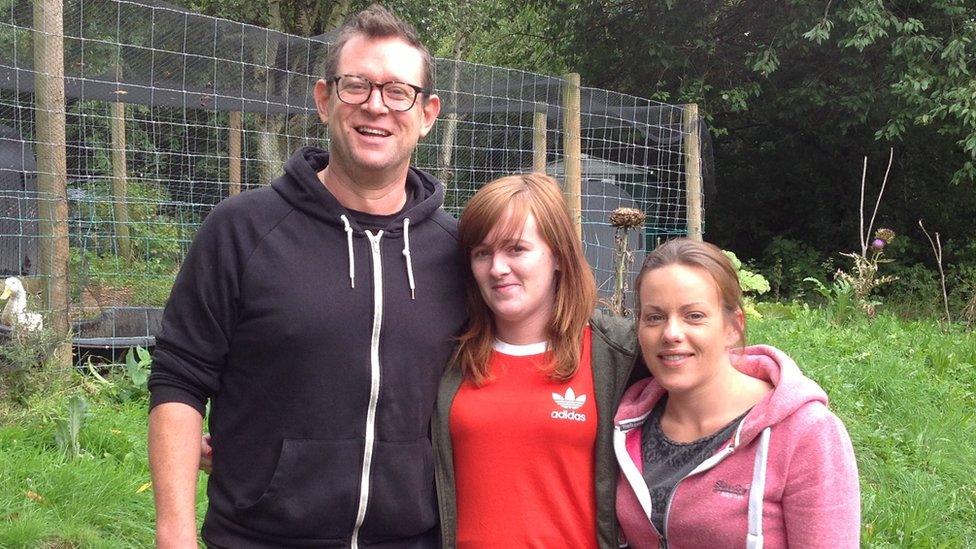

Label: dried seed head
[874,228,895,244]
[610,207,646,229]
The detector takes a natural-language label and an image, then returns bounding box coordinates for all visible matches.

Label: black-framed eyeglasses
[330,74,429,112]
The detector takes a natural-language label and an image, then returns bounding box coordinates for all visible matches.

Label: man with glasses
[148,5,466,547]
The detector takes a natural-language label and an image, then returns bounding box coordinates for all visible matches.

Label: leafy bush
[71,179,190,262]
[883,262,943,318]
[0,327,70,403]
[759,237,826,299]
[70,248,178,308]
[724,250,770,318]
[950,264,976,326]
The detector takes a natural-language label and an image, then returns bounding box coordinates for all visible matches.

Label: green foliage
[724,250,770,319]
[724,250,771,295]
[804,276,856,324]
[753,301,797,320]
[72,178,188,263]
[883,262,944,319]
[0,326,62,375]
[759,237,827,299]
[0,327,69,404]
[0,369,209,546]
[69,178,189,307]
[124,346,151,393]
[54,395,89,459]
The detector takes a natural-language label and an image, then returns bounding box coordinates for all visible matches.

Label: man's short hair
[324,4,435,96]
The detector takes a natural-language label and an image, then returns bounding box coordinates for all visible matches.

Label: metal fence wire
[0,0,708,346]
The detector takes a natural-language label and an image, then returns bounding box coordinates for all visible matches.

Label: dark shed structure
[0,123,37,276]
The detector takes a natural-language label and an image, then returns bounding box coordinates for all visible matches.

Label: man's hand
[149,402,204,548]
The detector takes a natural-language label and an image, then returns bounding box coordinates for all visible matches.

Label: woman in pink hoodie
[614,238,860,548]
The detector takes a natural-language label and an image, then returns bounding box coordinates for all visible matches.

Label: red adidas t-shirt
[449,327,598,548]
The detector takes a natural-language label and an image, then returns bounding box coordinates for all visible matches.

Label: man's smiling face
[316,34,440,183]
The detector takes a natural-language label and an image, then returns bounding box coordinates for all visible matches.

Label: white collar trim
[492,339,547,356]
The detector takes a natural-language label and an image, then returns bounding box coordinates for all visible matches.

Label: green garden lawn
[1,305,974,547]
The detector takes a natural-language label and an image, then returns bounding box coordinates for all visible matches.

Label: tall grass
[0,305,973,546]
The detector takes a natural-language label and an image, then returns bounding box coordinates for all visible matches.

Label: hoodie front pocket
[357,438,436,542]
[234,438,361,540]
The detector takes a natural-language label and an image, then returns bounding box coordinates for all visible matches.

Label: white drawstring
[340,215,355,289]
[746,427,772,549]
[340,215,416,298]
[402,218,415,300]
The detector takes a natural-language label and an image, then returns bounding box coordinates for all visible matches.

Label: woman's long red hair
[455,173,597,384]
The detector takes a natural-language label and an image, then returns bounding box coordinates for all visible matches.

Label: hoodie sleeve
[147,199,247,415]
[781,405,861,547]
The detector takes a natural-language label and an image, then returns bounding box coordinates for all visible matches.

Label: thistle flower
[873,228,895,245]
[871,238,886,251]
[609,207,646,230]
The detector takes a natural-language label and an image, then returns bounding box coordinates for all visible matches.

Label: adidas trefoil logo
[551,388,587,422]
[553,388,586,409]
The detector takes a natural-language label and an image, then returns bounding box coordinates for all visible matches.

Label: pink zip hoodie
[614,345,860,548]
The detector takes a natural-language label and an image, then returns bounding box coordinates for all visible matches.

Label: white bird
[1,277,43,332]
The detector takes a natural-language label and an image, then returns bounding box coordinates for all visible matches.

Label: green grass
[753,305,976,547]
[0,371,207,548]
[0,305,974,547]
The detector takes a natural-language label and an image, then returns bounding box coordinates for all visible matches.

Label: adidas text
[551,409,587,422]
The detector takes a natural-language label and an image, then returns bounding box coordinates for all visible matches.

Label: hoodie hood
[272,147,446,235]
[614,344,828,448]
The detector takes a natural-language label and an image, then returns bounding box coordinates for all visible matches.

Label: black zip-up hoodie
[149,148,468,547]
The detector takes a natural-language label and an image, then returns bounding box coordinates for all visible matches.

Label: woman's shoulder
[589,310,636,350]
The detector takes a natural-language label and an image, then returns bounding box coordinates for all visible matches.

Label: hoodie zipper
[659,445,735,545]
[615,418,740,548]
[350,230,384,549]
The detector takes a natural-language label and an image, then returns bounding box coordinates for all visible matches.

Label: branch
[859,155,867,255]
[865,147,894,253]
[918,219,951,323]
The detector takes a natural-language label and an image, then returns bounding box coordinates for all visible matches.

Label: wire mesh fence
[1,0,704,348]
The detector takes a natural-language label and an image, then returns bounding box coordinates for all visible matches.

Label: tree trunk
[436,31,467,187]
[325,0,352,31]
[255,0,286,185]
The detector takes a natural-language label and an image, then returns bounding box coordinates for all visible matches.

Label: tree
[502,0,975,267]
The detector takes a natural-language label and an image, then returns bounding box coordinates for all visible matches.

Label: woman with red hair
[434,173,640,548]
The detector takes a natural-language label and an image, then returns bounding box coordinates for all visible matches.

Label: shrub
[883,263,943,319]
[724,250,770,319]
[68,179,191,308]
[759,237,826,299]
[0,326,70,404]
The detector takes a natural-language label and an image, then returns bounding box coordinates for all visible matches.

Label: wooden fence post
[533,102,547,173]
[683,103,703,242]
[562,73,582,241]
[111,101,131,259]
[229,111,242,196]
[33,0,71,367]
